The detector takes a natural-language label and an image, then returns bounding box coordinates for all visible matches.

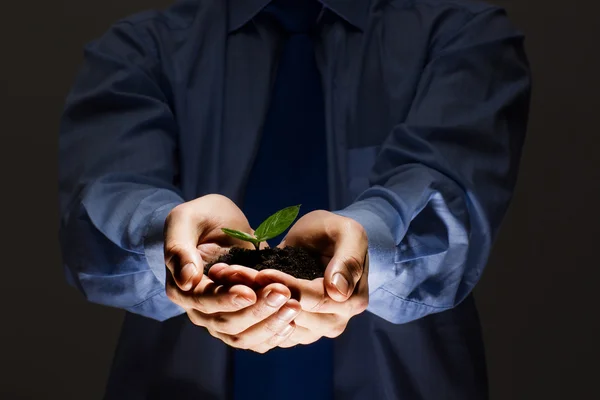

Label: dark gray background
[1,0,598,398]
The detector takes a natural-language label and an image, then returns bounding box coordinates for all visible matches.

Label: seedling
[221,205,301,251]
[209,204,323,280]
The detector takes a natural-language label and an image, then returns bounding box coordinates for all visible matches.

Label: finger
[348,253,370,316]
[164,206,205,291]
[277,338,298,348]
[256,269,368,316]
[294,311,341,338]
[208,263,259,288]
[324,219,368,302]
[188,284,293,335]
[237,299,301,349]
[283,324,321,346]
[166,272,256,313]
[208,299,301,349]
[251,322,296,354]
[255,269,328,311]
[197,242,230,264]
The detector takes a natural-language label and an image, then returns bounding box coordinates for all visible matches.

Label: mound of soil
[205,246,324,280]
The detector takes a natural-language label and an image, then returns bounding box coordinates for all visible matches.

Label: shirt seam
[78,269,151,279]
[130,288,166,309]
[379,286,453,309]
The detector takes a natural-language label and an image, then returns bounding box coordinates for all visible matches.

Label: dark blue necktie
[233,0,333,399]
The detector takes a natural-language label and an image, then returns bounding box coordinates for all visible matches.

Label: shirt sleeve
[334,7,531,324]
[58,21,185,321]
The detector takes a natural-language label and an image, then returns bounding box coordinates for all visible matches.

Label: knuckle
[264,332,286,348]
[358,226,368,243]
[167,204,188,222]
[325,322,347,338]
[346,295,368,316]
[271,324,295,343]
[187,312,203,327]
[218,294,238,310]
[250,303,270,320]
[227,334,248,349]
[210,313,233,334]
[213,315,245,336]
[252,346,268,354]
[164,242,186,258]
[283,335,299,346]
[264,321,284,336]
[347,218,367,240]
[206,329,219,339]
[163,243,188,269]
[279,324,296,339]
[355,296,369,313]
[298,334,319,345]
[207,193,228,205]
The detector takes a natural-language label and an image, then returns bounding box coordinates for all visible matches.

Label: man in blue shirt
[58,0,531,398]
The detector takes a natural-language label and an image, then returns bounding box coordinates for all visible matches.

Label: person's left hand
[267,210,370,346]
[211,210,370,347]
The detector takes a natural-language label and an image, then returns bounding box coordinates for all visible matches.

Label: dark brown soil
[205,246,324,280]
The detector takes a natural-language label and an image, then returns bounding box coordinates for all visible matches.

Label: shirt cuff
[333,196,400,298]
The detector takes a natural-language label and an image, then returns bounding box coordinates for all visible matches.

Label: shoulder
[378,0,518,51]
[123,0,202,28]
[381,0,508,30]
[82,0,211,64]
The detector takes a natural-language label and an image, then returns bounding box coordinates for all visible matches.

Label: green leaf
[254,204,301,242]
[221,228,259,245]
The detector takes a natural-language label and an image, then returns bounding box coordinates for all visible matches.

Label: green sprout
[221,205,301,251]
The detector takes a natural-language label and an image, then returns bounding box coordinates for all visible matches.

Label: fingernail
[332,273,350,296]
[233,295,254,307]
[266,291,288,307]
[180,263,198,289]
[277,324,294,337]
[277,306,299,321]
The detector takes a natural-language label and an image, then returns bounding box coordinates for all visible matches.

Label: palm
[278,210,335,266]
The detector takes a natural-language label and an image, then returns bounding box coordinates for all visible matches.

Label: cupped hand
[281,210,370,302]
[163,194,299,351]
[210,210,370,347]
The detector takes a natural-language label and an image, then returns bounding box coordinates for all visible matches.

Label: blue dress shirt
[58,0,531,398]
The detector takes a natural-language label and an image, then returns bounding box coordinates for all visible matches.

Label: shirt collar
[227,0,370,32]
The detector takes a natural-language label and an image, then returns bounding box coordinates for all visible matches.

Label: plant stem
[254,242,260,251]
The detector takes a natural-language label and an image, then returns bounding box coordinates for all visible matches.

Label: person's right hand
[163,194,300,353]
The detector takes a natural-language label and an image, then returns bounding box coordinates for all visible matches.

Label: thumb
[164,208,205,291]
[324,223,368,302]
